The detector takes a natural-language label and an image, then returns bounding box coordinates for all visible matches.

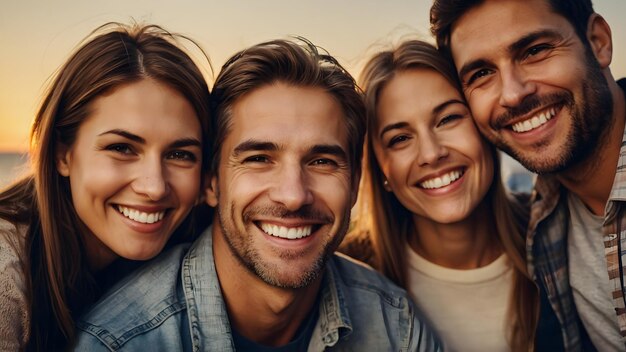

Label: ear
[204,174,219,207]
[55,143,71,177]
[586,13,613,68]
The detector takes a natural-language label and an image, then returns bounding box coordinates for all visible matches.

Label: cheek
[171,168,202,206]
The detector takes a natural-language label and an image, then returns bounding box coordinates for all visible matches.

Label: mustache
[493,92,573,128]
[243,205,334,223]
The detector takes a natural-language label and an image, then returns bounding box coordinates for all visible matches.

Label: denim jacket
[75,226,441,351]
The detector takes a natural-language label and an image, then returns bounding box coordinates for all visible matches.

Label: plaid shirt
[527,78,626,351]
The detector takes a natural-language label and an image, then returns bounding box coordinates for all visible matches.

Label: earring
[383,179,392,192]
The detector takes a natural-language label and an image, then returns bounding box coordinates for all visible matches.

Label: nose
[498,66,536,108]
[268,163,314,211]
[131,157,169,201]
[417,131,449,166]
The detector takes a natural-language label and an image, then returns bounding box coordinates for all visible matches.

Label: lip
[502,105,563,145]
[502,104,563,132]
[112,204,170,234]
[416,166,466,186]
[415,167,466,195]
[253,219,325,247]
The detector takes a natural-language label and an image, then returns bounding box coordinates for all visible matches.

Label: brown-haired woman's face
[56,77,202,269]
[372,68,493,224]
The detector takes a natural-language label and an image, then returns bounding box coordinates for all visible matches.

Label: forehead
[377,69,462,123]
[450,0,573,67]
[84,79,201,138]
[225,83,348,149]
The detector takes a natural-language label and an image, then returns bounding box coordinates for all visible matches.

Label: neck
[212,224,321,347]
[409,201,501,269]
[557,79,626,216]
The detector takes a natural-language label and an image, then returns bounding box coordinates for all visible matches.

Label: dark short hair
[430,0,595,54]
[210,38,366,176]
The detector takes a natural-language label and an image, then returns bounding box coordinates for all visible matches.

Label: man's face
[450,0,612,173]
[206,82,357,289]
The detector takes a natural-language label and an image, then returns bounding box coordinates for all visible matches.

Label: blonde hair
[355,40,538,350]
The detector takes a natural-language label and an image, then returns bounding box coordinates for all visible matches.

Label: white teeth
[260,223,313,239]
[420,170,464,189]
[511,107,556,133]
[116,205,165,224]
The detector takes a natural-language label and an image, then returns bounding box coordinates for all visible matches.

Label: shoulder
[76,243,190,349]
[0,219,29,351]
[336,230,377,269]
[328,253,442,350]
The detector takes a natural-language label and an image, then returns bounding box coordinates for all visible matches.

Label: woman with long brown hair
[341,40,538,351]
[0,23,211,350]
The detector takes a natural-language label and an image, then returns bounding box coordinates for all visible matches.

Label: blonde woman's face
[56,78,202,269]
[372,69,493,224]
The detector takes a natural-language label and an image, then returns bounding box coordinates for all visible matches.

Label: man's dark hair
[210,38,366,177]
[430,0,595,54]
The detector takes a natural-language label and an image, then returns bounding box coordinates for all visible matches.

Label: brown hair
[210,38,365,177]
[430,0,595,56]
[356,40,538,351]
[0,23,211,350]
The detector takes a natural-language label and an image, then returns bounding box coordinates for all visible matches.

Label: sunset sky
[2,0,626,152]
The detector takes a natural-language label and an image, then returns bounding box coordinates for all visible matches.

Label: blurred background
[1,0,625,189]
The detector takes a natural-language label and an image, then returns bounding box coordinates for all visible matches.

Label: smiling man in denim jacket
[74,38,441,352]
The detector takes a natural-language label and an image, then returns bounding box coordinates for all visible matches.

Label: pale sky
[2,0,625,152]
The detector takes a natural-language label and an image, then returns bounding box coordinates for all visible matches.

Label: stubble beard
[492,49,613,174]
[216,202,351,289]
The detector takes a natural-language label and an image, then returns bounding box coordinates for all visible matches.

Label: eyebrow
[310,144,348,161]
[379,122,410,139]
[433,99,467,115]
[233,139,347,160]
[233,140,278,157]
[98,129,201,148]
[379,98,466,139]
[458,29,562,80]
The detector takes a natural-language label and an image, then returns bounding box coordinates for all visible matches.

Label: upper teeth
[260,223,313,239]
[117,205,165,224]
[420,170,463,189]
[511,108,556,133]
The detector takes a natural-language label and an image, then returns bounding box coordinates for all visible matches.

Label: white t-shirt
[406,247,513,352]
[567,193,623,351]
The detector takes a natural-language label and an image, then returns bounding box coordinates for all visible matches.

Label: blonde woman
[341,40,538,351]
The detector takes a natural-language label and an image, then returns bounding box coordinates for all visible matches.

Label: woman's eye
[167,150,197,162]
[106,144,134,155]
[438,114,463,127]
[388,135,410,148]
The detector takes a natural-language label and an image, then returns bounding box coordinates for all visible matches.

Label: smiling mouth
[259,222,314,239]
[419,169,465,190]
[510,106,558,133]
[116,205,165,224]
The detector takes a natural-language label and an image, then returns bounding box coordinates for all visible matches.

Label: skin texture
[373,68,498,268]
[56,78,202,270]
[374,68,493,224]
[450,0,613,174]
[206,82,358,346]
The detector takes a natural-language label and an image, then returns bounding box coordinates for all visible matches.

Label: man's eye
[311,158,338,167]
[524,44,553,60]
[243,155,269,163]
[467,68,492,86]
